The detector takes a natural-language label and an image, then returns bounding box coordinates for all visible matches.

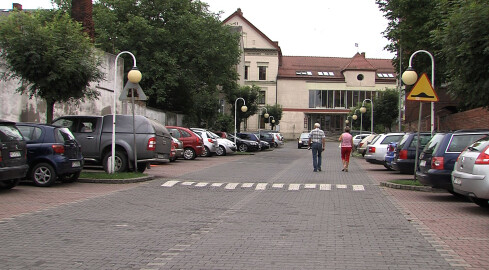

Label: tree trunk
[46,99,55,124]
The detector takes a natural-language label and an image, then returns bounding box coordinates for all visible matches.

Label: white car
[364,133,404,165]
[209,131,236,156]
[353,134,370,147]
[190,128,218,157]
[452,135,489,208]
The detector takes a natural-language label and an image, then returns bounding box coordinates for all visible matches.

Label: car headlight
[251,142,258,145]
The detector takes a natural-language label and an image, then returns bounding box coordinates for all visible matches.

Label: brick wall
[405,107,489,132]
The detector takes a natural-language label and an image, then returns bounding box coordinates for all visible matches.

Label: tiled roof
[278,53,395,81]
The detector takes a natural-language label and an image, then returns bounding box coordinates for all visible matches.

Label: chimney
[71,0,95,42]
[361,52,366,57]
[13,3,22,10]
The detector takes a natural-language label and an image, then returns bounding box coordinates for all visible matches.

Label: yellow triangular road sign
[406,73,439,102]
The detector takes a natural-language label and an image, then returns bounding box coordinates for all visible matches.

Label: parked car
[384,141,398,170]
[213,131,229,139]
[256,131,275,148]
[417,130,489,192]
[0,120,28,189]
[190,128,218,157]
[227,134,260,152]
[166,126,204,160]
[53,115,171,173]
[364,133,404,165]
[452,135,489,208]
[298,132,310,149]
[237,132,263,151]
[272,132,284,147]
[356,134,378,156]
[392,132,432,174]
[169,137,184,162]
[209,131,236,156]
[16,123,84,187]
[353,134,370,148]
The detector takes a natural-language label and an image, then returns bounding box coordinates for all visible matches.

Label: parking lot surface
[0,141,486,269]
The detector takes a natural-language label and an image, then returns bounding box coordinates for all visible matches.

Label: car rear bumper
[416,170,453,190]
[56,158,85,175]
[452,171,489,199]
[0,164,29,181]
[392,159,415,173]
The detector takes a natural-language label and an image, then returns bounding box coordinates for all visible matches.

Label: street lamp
[361,99,373,134]
[402,50,435,136]
[258,107,269,140]
[269,116,275,129]
[234,97,247,145]
[111,51,141,174]
[345,115,352,125]
[353,109,362,134]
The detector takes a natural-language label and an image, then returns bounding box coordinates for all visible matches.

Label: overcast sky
[1,0,395,59]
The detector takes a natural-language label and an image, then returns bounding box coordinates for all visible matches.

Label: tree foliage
[263,104,283,130]
[92,0,242,115]
[432,0,489,109]
[0,9,104,123]
[373,88,399,132]
[225,85,260,133]
[377,0,489,109]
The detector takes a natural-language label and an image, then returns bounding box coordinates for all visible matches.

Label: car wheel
[136,162,147,173]
[216,145,226,156]
[383,163,393,171]
[31,162,57,187]
[103,150,128,173]
[0,179,20,189]
[170,156,177,162]
[471,198,489,208]
[183,148,196,160]
[59,171,81,183]
[298,144,301,149]
[203,146,212,157]
[238,144,248,152]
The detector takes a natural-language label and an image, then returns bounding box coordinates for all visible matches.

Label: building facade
[223,9,397,139]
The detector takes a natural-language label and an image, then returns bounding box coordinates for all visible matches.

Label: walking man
[308,123,326,172]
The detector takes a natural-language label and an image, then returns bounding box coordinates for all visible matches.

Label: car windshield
[447,133,488,152]
[208,131,219,139]
[0,124,24,142]
[300,133,309,139]
[380,135,403,144]
[410,134,432,147]
[56,128,76,143]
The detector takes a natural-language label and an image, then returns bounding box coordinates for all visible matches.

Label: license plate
[72,161,81,167]
[9,151,21,158]
[419,160,426,167]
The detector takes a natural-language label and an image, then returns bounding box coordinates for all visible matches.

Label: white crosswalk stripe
[161,181,365,191]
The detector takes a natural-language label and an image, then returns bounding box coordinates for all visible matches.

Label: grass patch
[389,179,424,186]
[80,172,146,179]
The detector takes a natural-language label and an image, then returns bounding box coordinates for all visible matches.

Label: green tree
[373,89,399,132]
[264,104,283,130]
[433,0,489,109]
[0,10,103,123]
[92,0,241,117]
[226,85,260,133]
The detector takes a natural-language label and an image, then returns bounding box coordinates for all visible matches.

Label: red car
[166,126,204,160]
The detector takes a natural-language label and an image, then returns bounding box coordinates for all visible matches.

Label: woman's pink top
[340,133,353,147]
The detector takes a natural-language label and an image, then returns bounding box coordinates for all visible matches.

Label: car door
[71,118,100,159]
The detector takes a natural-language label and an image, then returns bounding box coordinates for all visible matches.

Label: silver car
[452,135,489,208]
[209,131,236,156]
[190,128,218,157]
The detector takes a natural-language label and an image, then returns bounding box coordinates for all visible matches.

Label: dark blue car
[16,123,84,187]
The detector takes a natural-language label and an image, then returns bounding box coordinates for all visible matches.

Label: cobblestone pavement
[0,141,485,269]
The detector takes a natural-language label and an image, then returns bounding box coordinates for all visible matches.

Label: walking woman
[339,126,353,172]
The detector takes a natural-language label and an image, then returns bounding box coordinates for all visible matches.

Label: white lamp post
[361,99,373,134]
[402,50,435,136]
[234,97,247,145]
[111,51,141,174]
[353,109,362,134]
[258,107,269,139]
[345,115,352,125]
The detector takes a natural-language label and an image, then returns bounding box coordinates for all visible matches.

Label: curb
[78,175,155,184]
[380,181,446,193]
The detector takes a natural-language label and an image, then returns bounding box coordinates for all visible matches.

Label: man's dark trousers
[311,142,322,171]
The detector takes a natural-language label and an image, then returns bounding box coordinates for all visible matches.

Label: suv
[190,128,218,157]
[417,130,489,192]
[166,126,204,160]
[0,120,28,189]
[16,123,84,187]
[392,132,432,174]
[364,133,404,165]
[237,132,263,150]
[452,135,489,208]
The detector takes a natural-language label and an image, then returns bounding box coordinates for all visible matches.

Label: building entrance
[306,113,344,134]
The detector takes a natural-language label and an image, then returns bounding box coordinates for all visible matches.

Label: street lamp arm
[234,97,246,145]
[408,50,435,86]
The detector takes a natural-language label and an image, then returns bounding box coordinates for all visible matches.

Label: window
[244,66,249,80]
[258,91,266,104]
[259,66,267,80]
